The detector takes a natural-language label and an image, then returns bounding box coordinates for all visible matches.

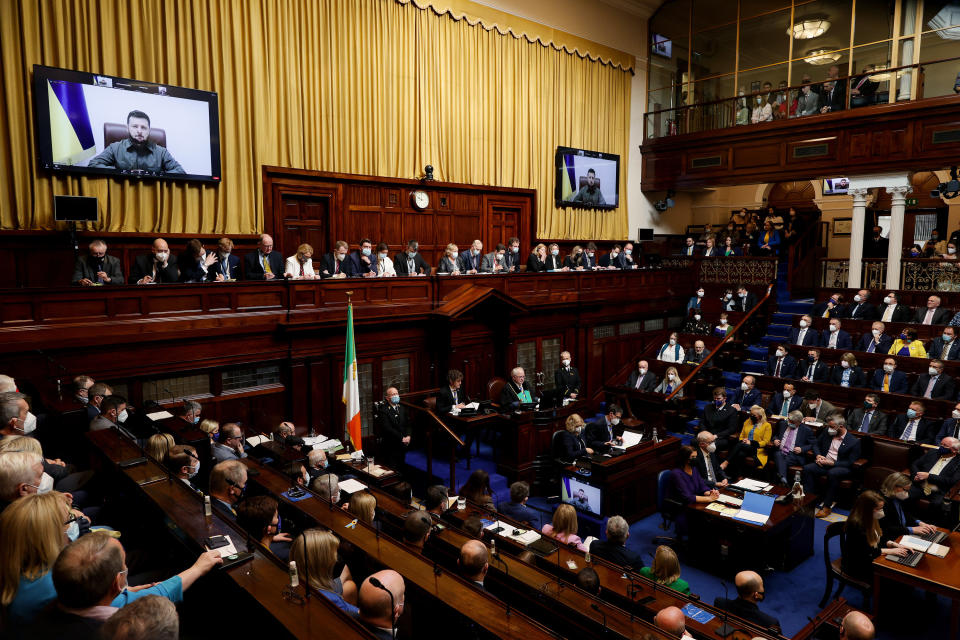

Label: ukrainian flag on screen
[561,154,576,201]
[47,80,96,165]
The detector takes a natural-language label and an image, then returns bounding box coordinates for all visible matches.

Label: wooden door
[279,194,330,257]
[485,196,530,249]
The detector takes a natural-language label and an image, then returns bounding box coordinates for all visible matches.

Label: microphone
[489,548,510,615]
[369,576,397,640]
[300,531,311,600]
[716,581,736,637]
[590,603,608,635]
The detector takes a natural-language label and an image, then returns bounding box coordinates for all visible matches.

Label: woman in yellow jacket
[887,328,927,358]
[722,405,772,481]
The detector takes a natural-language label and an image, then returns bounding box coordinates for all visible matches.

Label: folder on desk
[732,491,776,526]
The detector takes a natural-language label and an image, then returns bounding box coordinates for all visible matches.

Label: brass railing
[819,258,886,289]
[901,259,960,292]
[820,259,849,288]
[660,256,777,287]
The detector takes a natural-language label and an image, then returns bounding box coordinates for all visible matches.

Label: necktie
[704,454,716,483]
[925,376,938,399]
[861,412,871,433]
[924,309,934,325]
[782,427,796,454]
[822,308,830,318]
[635,374,643,390]
[807,364,814,379]
[852,304,860,317]
[902,419,917,441]
[943,343,951,359]
[798,329,806,345]
[775,359,782,377]
[262,255,272,274]
[867,339,876,353]
[300,262,304,277]
[883,375,890,392]
[829,332,837,348]
[781,399,790,417]
[223,260,230,278]
[883,306,894,322]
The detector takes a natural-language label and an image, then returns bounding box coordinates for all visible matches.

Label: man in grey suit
[801,390,837,424]
[72,239,124,286]
[846,393,889,435]
[211,422,248,463]
[89,395,128,432]
[480,243,508,273]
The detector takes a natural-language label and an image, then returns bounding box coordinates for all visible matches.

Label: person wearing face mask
[211,423,248,463]
[394,239,430,276]
[841,491,909,583]
[456,239,484,273]
[581,242,598,270]
[130,237,180,285]
[844,289,877,320]
[829,352,865,388]
[878,472,937,541]
[320,240,356,279]
[821,318,852,349]
[911,358,956,400]
[657,332,685,363]
[936,402,960,441]
[714,312,733,337]
[71,375,95,408]
[865,226,890,259]
[923,230,947,257]
[766,382,802,420]
[693,431,728,488]
[284,242,318,280]
[766,344,797,378]
[803,415,861,518]
[88,395,135,441]
[300,447,330,486]
[654,367,684,399]
[668,446,719,536]
[701,387,739,450]
[480,242,508,274]
[730,376,761,412]
[888,327,927,358]
[812,293,845,319]
[943,242,960,260]
[890,401,937,443]
[686,339,708,364]
[751,89,773,123]
[347,238,379,278]
[790,315,819,346]
[621,242,639,269]
[598,243,624,269]
[846,393,889,435]
[376,386,411,471]
[627,359,658,392]
[554,351,581,399]
[438,243,462,275]
[929,325,960,361]
[714,571,780,632]
[236,495,293,561]
[166,444,201,491]
[554,413,594,461]
[585,404,624,452]
[800,389,836,424]
[501,237,522,273]
[525,242,548,273]
[876,291,912,323]
[212,236,240,281]
[913,294,952,325]
[723,405,772,480]
[733,285,757,312]
[856,321,892,353]
[869,358,908,393]
[373,241,396,277]
[681,313,710,336]
[209,460,248,519]
[563,244,585,270]
[770,411,816,485]
[721,289,737,312]
[72,239,124,286]
[686,287,705,314]
[907,437,960,510]
[797,349,830,383]
[545,243,565,271]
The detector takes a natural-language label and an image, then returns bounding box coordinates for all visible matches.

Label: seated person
[458,540,489,589]
[563,245,585,270]
[626,359,657,391]
[701,387,739,449]
[458,469,496,512]
[890,400,937,443]
[499,367,539,409]
[639,545,689,594]
[771,411,816,485]
[526,243,548,273]
[844,290,877,320]
[480,243,507,274]
[99,595,178,639]
[681,313,710,335]
[812,293,845,319]
[654,366,683,398]
[841,491,909,583]
[821,318,852,350]
[374,242,396,277]
[402,511,433,551]
[554,351,581,399]
[767,381,802,420]
[581,242,599,269]
[889,327,927,358]
[869,358,909,393]
[209,460,248,518]
[179,239,221,283]
[929,326,960,361]
[721,289,737,312]
[542,503,588,552]
[693,430,728,488]
[686,288,704,314]
[730,375,760,411]
[847,394,889,435]
[545,243,565,271]
[656,332,685,363]
[554,413,593,461]
[243,234,283,280]
[347,238,378,277]
[358,570,404,637]
[713,312,732,337]
[436,369,469,414]
[621,242,639,269]
[589,515,643,569]
[319,240,354,278]
[803,415,860,518]
[797,349,830,383]
[877,291,912,323]
[584,404,624,452]
[290,529,359,615]
[937,402,960,441]
[829,352,866,388]
[668,446,719,535]
[789,315,819,346]
[72,239,124,286]
[714,571,781,632]
[423,485,450,519]
[438,243,460,274]
[284,243,318,279]
[87,109,184,173]
[686,340,708,364]
[733,284,757,312]
[598,244,623,269]
[911,359,956,400]
[857,321,893,354]
[394,240,431,276]
[236,495,292,561]
[498,481,537,526]
[914,295,952,325]
[211,237,240,281]
[702,237,720,257]
[721,235,742,256]
[766,344,797,378]
[908,437,960,510]
[878,471,937,540]
[724,405,772,479]
[679,237,698,256]
[129,238,179,284]
[575,567,600,596]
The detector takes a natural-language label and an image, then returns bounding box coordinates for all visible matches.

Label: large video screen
[823,177,849,196]
[33,65,221,183]
[555,146,619,210]
[561,475,602,516]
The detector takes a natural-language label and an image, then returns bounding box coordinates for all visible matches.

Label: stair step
[760,335,785,346]
[746,346,769,358]
[767,326,791,337]
[742,360,766,374]
[771,312,794,324]
[694,399,709,411]
[778,302,813,315]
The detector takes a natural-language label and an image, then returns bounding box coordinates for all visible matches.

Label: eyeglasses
[64,513,79,526]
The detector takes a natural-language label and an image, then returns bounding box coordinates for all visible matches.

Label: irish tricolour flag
[343,302,362,453]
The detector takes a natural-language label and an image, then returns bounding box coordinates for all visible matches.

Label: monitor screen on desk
[561,475,602,516]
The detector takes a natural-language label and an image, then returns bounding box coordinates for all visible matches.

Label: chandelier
[804,48,842,65]
[789,17,831,40]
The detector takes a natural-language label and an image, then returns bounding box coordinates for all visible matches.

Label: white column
[899,0,917,100]
[848,188,869,288]
[886,185,913,289]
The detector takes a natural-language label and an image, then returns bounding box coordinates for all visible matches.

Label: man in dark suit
[584,404,623,452]
[914,295,952,325]
[457,239,484,274]
[844,290,877,320]
[621,242,639,269]
[554,350,581,399]
[714,571,781,632]
[803,414,861,517]
[733,284,757,312]
[789,315,820,346]
[767,382,802,419]
[797,349,830,383]
[129,237,179,284]
[847,394,889,435]
[818,79,845,113]
[889,401,938,444]
[870,358,909,394]
[347,238,378,278]
[503,237,523,273]
[857,321,893,354]
[358,570,405,640]
[598,244,624,269]
[766,344,797,378]
[678,237,698,257]
[582,242,599,270]
[394,240,431,276]
[771,412,816,485]
[801,389,837,424]
[820,318,853,350]
[929,326,960,361]
[731,375,761,411]
[812,294,845,319]
[911,359,957,400]
[499,367,539,410]
[72,239,124,286]
[210,237,241,281]
[243,234,284,280]
[850,67,880,105]
[498,481,539,526]
[376,387,411,470]
[545,243,564,271]
[589,515,643,569]
[876,291,912,323]
[694,430,728,488]
[908,437,960,510]
[436,369,469,414]
[702,387,740,450]
[626,360,658,392]
[937,403,960,441]
[319,240,354,278]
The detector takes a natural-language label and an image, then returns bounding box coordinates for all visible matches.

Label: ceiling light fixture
[789,17,831,40]
[804,48,842,65]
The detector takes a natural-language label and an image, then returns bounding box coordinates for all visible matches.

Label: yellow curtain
[0,0,630,240]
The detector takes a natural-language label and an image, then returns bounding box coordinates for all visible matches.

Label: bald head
[458,539,489,582]
[259,234,274,255]
[840,611,875,640]
[359,570,405,629]
[654,606,686,636]
[151,238,169,252]
[735,570,764,601]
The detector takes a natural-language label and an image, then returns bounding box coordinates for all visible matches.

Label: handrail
[664,284,773,402]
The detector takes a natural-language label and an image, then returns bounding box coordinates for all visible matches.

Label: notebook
[732,491,776,525]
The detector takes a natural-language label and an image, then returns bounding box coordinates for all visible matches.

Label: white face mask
[720,319,728,325]
[895,491,909,501]
[155,251,169,262]
[872,329,880,337]
[799,320,808,328]
[551,249,559,256]
[450,252,458,260]
[610,417,620,426]
[667,373,675,380]
[950,248,957,255]
[883,364,894,373]
[854,294,862,302]
[874,509,885,520]
[776,349,785,358]
[809,402,819,410]
[36,472,54,494]
[22,411,37,434]
[694,315,701,321]
[669,338,677,345]
[883,296,892,305]
[697,290,704,297]
[725,293,732,300]
[953,410,960,420]
[929,367,940,376]
[188,463,200,479]
[827,427,838,436]
[741,382,749,391]
[829,324,839,332]
[638,368,647,376]
[706,443,717,453]
[782,390,791,398]
[841,361,850,369]
[117,409,129,424]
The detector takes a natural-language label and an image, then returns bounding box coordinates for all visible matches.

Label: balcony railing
[818,258,960,290]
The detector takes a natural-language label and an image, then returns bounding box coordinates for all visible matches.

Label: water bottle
[288,561,299,588]
[203,495,212,517]
[652,427,660,443]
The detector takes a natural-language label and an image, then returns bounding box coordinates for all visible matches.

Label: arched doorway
[765,180,817,212]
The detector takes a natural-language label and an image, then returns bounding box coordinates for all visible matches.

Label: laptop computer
[732,491,776,526]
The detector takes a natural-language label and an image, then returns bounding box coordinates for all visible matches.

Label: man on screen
[88,110,185,173]
[569,168,606,206]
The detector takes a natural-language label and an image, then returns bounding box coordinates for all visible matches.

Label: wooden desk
[790,598,863,640]
[873,530,960,639]
[686,486,817,574]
